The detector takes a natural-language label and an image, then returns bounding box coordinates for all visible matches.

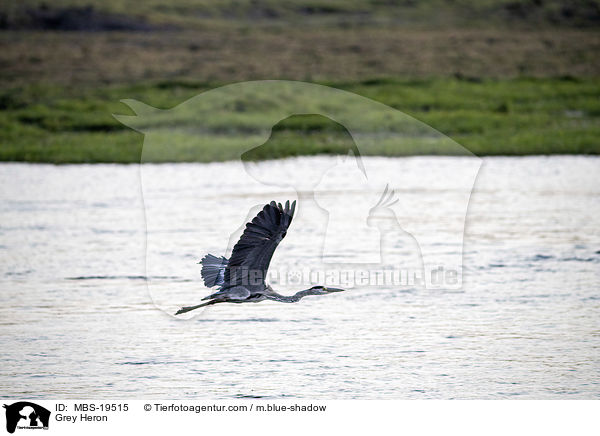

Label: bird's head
[306,285,345,295]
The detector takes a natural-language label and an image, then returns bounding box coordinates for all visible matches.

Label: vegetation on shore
[3,0,599,30]
[1,77,598,163]
[1,0,599,162]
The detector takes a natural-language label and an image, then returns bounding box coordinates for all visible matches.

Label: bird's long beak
[325,287,345,293]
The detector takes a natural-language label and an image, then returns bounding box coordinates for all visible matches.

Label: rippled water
[1,156,599,399]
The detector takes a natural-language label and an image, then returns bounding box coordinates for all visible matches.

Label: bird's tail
[199,254,228,288]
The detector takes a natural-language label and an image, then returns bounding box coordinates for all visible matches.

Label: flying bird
[176,200,344,315]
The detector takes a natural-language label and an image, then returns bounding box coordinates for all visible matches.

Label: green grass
[1,1,597,162]
[1,77,598,163]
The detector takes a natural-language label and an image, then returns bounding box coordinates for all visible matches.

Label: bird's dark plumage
[223,200,295,291]
[176,199,344,316]
[200,254,228,288]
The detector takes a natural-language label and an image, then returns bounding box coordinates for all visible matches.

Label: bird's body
[176,200,344,315]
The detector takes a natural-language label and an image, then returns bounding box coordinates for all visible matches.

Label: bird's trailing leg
[175,299,220,315]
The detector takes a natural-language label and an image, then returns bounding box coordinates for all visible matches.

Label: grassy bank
[1,1,598,162]
[1,77,598,163]
[2,29,599,87]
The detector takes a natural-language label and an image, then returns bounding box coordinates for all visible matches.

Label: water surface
[0,156,599,399]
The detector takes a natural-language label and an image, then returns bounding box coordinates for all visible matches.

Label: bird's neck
[267,289,320,303]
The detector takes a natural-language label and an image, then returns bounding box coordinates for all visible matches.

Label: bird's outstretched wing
[223,200,296,291]
[200,254,228,288]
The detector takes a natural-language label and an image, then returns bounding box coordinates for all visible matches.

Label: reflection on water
[0,156,599,399]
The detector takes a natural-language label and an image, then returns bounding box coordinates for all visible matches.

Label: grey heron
[176,200,344,315]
